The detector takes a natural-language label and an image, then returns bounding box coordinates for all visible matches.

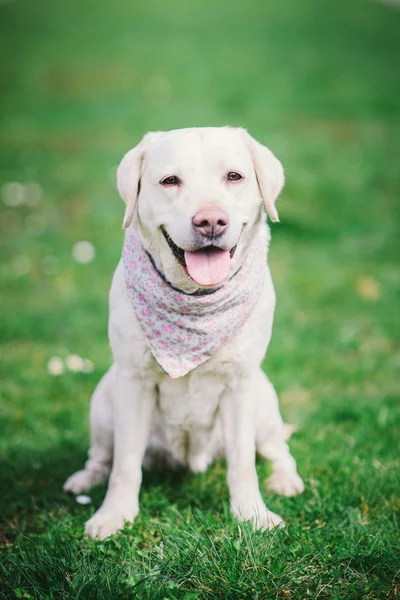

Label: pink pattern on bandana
[123,230,266,378]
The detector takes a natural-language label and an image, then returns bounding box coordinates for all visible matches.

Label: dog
[64,126,304,540]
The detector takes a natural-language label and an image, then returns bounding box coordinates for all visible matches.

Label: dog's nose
[192,209,229,238]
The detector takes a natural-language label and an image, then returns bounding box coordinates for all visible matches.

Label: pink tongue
[184,248,231,286]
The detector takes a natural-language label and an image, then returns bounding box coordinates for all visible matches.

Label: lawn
[0,0,399,598]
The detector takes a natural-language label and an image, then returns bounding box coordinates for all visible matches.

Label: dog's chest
[157,369,226,430]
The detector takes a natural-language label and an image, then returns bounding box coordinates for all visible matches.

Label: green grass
[1,0,399,597]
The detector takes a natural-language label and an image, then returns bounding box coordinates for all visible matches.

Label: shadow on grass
[0,442,230,542]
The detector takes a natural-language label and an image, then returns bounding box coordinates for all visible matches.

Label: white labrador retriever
[64,127,304,540]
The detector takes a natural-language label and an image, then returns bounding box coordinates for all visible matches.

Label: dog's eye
[227,171,243,182]
[160,175,181,186]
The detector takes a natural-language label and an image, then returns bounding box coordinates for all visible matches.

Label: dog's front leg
[220,375,284,531]
[85,369,156,540]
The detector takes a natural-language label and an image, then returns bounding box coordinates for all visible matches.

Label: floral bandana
[123,229,267,379]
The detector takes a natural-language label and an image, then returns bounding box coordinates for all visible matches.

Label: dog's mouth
[162,228,237,286]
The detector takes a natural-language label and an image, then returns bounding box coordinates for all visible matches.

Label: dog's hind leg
[63,365,115,495]
[255,371,304,497]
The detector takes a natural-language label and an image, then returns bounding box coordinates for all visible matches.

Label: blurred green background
[0,0,399,598]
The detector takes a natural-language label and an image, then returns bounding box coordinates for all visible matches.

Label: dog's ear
[117,142,145,229]
[242,130,284,223]
[117,132,165,228]
[117,138,147,229]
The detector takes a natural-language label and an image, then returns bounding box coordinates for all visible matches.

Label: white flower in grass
[65,354,84,372]
[76,494,92,505]
[47,357,65,376]
[2,182,25,206]
[2,181,43,206]
[72,241,95,264]
[82,359,95,373]
[158,541,165,559]
[24,182,43,206]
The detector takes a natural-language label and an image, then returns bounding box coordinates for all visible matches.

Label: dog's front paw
[256,509,285,531]
[189,454,210,473]
[267,471,305,497]
[231,499,284,531]
[85,508,136,540]
[63,470,94,495]
[63,467,108,495]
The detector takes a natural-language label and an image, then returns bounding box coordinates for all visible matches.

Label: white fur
[63,127,304,540]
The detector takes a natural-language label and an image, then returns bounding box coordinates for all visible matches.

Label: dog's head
[117,127,284,292]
